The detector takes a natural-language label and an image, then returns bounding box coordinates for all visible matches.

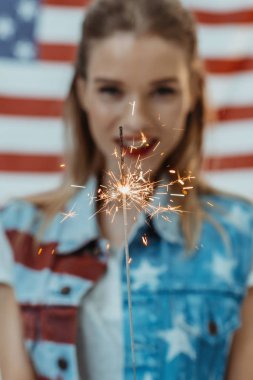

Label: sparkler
[119,125,137,380]
[94,152,157,222]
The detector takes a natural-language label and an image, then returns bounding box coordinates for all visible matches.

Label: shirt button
[208,321,218,335]
[57,357,68,370]
[60,286,71,295]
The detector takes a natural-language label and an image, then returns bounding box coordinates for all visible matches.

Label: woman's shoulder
[0,198,41,231]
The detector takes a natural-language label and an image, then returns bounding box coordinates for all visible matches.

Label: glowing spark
[169,169,176,174]
[60,203,78,223]
[162,215,171,222]
[129,101,136,116]
[51,249,55,255]
[94,157,194,222]
[141,132,148,145]
[207,202,214,207]
[112,147,118,158]
[142,235,148,246]
[153,141,161,152]
[38,248,42,255]
[176,171,186,186]
[71,185,86,189]
[94,166,157,219]
[106,243,111,251]
[129,132,148,153]
[128,257,133,265]
[60,163,65,168]
[119,185,130,195]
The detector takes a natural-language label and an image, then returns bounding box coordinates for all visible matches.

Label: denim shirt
[0,177,253,380]
[123,195,253,380]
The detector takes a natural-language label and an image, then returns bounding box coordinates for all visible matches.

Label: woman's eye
[154,87,177,96]
[99,86,122,96]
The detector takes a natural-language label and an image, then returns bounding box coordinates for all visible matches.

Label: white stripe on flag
[37,6,253,54]
[204,169,253,198]
[0,173,62,206]
[2,60,253,110]
[207,72,253,107]
[198,25,253,58]
[204,120,253,156]
[0,60,73,98]
[182,0,253,11]
[0,117,64,154]
[37,6,85,44]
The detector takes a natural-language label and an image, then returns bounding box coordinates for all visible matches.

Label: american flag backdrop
[0,0,253,205]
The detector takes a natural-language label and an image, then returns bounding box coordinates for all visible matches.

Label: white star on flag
[157,324,196,362]
[13,40,36,59]
[0,17,15,40]
[17,0,37,22]
[131,259,167,290]
[212,254,236,284]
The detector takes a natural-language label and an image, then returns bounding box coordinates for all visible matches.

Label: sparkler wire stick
[119,126,137,380]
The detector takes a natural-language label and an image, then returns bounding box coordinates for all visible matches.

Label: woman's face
[78,33,193,175]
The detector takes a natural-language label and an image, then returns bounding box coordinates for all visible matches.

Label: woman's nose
[122,99,151,133]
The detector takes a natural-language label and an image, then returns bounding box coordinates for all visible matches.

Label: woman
[0,0,253,379]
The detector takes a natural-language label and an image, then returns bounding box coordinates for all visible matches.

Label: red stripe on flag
[194,9,253,24]
[204,58,253,74]
[38,44,253,75]
[0,153,62,173]
[39,43,77,62]
[204,154,253,171]
[0,96,64,117]
[217,106,253,122]
[2,96,253,121]
[43,0,90,6]
[1,153,253,173]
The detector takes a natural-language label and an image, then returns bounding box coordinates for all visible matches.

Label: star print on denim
[212,254,236,284]
[225,204,252,234]
[131,259,167,291]
[157,317,196,361]
[173,314,200,337]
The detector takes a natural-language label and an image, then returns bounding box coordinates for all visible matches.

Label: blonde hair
[26,0,219,250]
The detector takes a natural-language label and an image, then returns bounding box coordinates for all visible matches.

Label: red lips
[114,137,159,158]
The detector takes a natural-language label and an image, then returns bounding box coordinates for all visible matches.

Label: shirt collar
[46,175,182,254]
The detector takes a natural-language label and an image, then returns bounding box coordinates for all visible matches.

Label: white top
[77,245,124,380]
